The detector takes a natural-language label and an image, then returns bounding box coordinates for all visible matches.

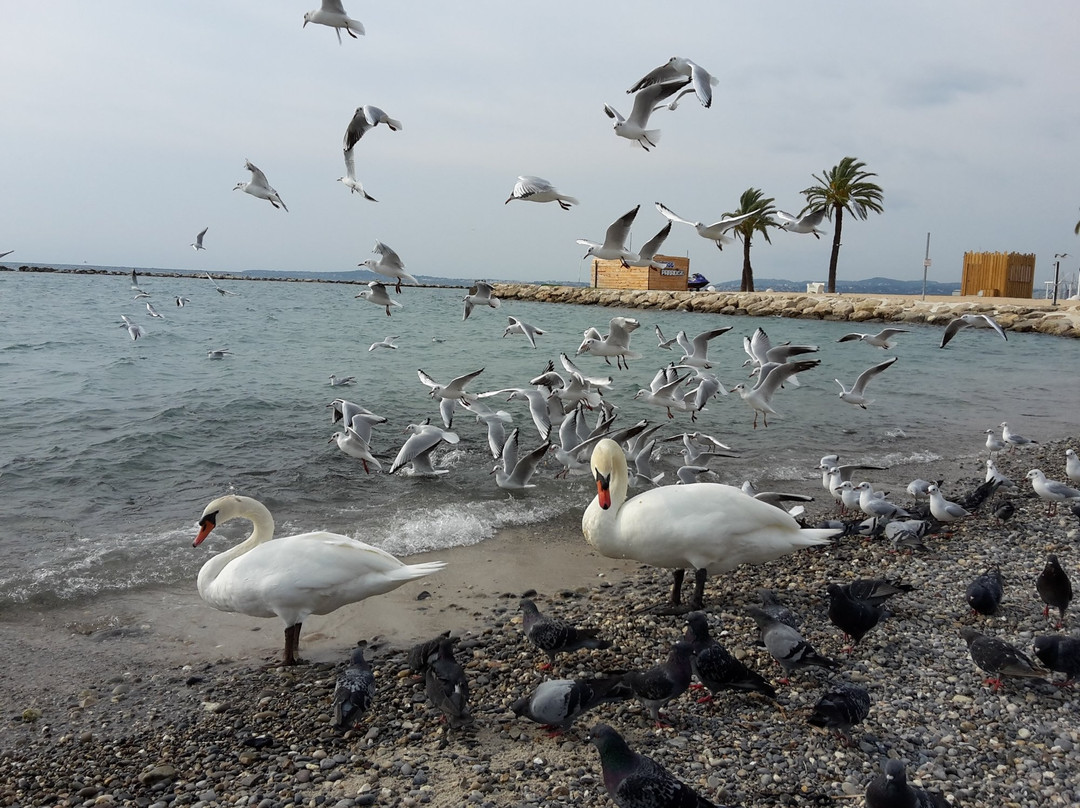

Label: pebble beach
[2,435,1079,808]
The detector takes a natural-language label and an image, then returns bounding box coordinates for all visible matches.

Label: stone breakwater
[493,284,1080,339]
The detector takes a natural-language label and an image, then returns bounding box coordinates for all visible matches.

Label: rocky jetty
[493,284,1080,339]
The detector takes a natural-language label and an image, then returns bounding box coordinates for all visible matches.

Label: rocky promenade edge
[491,283,1080,340]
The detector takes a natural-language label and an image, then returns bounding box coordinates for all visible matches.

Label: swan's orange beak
[596,473,611,510]
[193,514,217,547]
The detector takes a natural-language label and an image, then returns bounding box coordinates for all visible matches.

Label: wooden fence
[961,251,1035,297]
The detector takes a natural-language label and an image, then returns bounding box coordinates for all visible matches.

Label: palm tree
[800,157,884,293]
[725,188,778,292]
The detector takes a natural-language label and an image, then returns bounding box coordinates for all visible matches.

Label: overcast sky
[2,2,1078,286]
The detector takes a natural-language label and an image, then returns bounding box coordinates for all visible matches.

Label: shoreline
[2,439,1078,806]
[5,266,1079,337]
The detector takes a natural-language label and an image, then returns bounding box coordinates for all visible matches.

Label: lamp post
[1053,253,1069,306]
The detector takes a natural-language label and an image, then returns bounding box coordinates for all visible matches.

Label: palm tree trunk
[827,204,844,293]
[741,233,754,292]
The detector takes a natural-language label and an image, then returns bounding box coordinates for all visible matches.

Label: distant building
[961,251,1035,297]
[590,254,690,291]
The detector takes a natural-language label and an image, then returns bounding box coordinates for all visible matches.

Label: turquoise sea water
[1,269,1076,608]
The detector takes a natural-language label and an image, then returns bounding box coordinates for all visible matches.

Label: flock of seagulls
[116,269,238,343]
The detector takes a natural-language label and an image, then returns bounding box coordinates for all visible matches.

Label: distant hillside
[705,276,961,295]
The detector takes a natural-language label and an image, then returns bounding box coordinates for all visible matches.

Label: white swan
[582,440,836,611]
[194,495,446,665]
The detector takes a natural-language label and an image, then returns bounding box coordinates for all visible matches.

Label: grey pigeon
[332,646,376,729]
[511,676,632,733]
[992,500,1016,523]
[425,637,473,727]
[865,759,951,808]
[1033,634,1080,686]
[589,723,721,808]
[965,567,1004,616]
[747,606,839,682]
[959,627,1047,690]
[842,577,914,606]
[755,588,801,631]
[683,611,775,701]
[1036,554,1073,628]
[520,598,610,668]
[826,583,887,650]
[807,681,871,745]
[624,641,694,726]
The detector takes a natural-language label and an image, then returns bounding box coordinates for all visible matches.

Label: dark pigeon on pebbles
[624,641,694,726]
[993,501,1016,523]
[959,627,1048,690]
[520,598,610,669]
[425,637,472,728]
[747,606,840,682]
[865,759,951,808]
[332,646,376,729]
[966,567,1005,616]
[807,681,871,745]
[842,577,914,606]
[826,583,887,650]
[683,611,776,701]
[511,676,632,733]
[1036,555,1073,628]
[589,723,723,808]
[1033,635,1080,686]
[407,630,458,676]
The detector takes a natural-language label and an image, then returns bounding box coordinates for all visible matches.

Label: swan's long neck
[582,445,630,555]
[197,498,275,592]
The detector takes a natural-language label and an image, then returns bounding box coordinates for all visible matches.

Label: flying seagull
[774,209,826,238]
[358,242,417,293]
[205,272,239,296]
[234,160,287,211]
[655,202,756,250]
[190,227,208,251]
[577,206,641,267]
[505,176,578,210]
[835,356,898,408]
[627,56,719,109]
[303,0,364,44]
[939,313,1007,348]
[603,78,690,151]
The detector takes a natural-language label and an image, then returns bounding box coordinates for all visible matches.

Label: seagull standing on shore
[234,160,287,211]
[303,0,364,43]
[190,227,208,251]
[1001,421,1037,451]
[505,176,578,210]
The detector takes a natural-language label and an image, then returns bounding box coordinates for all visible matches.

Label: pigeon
[1036,555,1073,628]
[589,723,722,808]
[1032,635,1080,686]
[424,637,472,728]
[755,589,801,632]
[959,627,1048,690]
[807,681,871,745]
[746,607,839,682]
[966,568,1004,616]
[992,501,1016,523]
[683,611,776,701]
[407,631,458,677]
[332,646,376,729]
[519,598,610,669]
[865,759,951,808]
[826,583,887,650]
[623,641,694,726]
[842,578,914,606]
[511,676,632,733]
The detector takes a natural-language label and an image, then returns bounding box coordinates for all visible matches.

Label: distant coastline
[5,264,1078,338]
